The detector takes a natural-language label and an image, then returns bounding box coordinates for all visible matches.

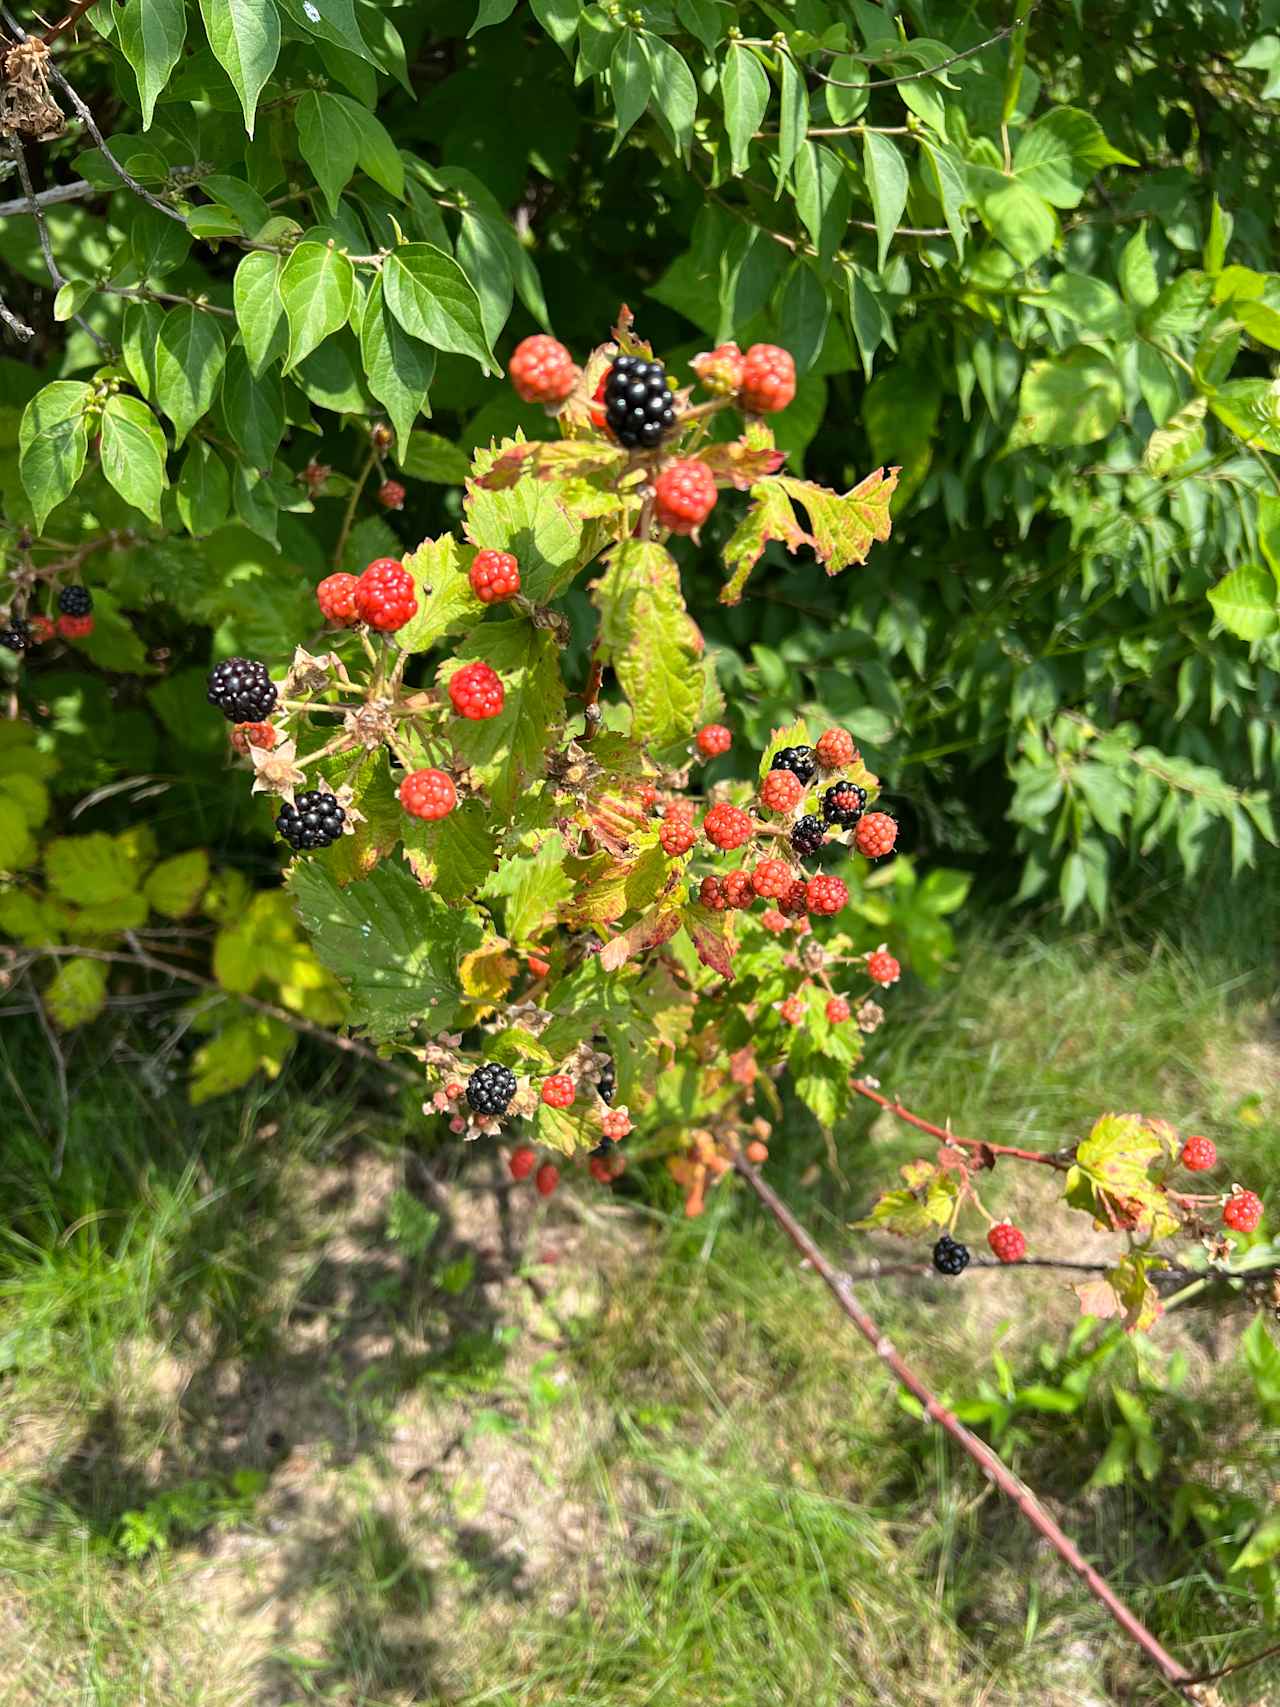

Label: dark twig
[7,133,110,351]
[1184,1636,1280,1686]
[2,7,186,224]
[734,1154,1202,1702]
[798,10,1038,90]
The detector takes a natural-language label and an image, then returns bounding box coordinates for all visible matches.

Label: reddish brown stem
[850,1078,1073,1170]
[41,0,100,44]
[733,1154,1201,1702]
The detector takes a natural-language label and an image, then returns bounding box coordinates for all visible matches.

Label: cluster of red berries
[317,556,418,632]
[691,341,798,414]
[1176,1136,1263,1233]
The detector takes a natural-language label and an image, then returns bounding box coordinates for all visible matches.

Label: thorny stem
[733,1155,1202,1702]
[40,0,100,43]
[850,1078,1075,1170]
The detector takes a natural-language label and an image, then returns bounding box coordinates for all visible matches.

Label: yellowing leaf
[591,541,702,752]
[143,849,210,918]
[459,938,518,1007]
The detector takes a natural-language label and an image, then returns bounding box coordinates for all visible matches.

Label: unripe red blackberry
[741,343,797,413]
[654,458,717,535]
[760,769,805,814]
[1180,1134,1216,1172]
[816,728,858,770]
[760,908,788,934]
[805,874,848,915]
[825,997,850,1024]
[660,816,697,857]
[377,479,405,510]
[751,858,793,899]
[703,802,754,850]
[987,1223,1027,1263]
[541,1074,576,1109]
[508,1145,537,1181]
[699,875,727,911]
[355,558,417,631]
[692,341,744,396]
[855,812,898,859]
[866,948,900,986]
[1223,1189,1263,1233]
[696,723,732,758]
[316,572,360,625]
[448,660,504,720]
[470,549,521,604]
[535,1161,560,1197]
[510,334,578,404]
[230,721,277,754]
[399,768,457,821]
[779,993,805,1025]
[601,1109,632,1141]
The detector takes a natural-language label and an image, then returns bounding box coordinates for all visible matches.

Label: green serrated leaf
[143,849,210,917]
[592,541,701,752]
[288,855,484,1041]
[1208,564,1279,642]
[439,621,566,817]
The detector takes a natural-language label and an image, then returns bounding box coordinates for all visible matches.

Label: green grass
[0,879,1276,1706]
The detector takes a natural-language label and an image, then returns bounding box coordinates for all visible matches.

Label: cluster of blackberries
[822,781,867,830]
[59,585,93,616]
[1,618,30,652]
[932,1234,970,1277]
[772,745,817,785]
[597,1057,616,1104]
[603,356,676,450]
[276,790,346,850]
[467,1061,518,1116]
[208,656,277,723]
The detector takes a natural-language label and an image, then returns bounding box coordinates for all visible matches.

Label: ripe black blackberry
[604,354,676,450]
[275,790,345,850]
[597,1058,616,1104]
[821,781,867,829]
[1,618,31,653]
[790,814,826,857]
[590,1137,616,1157]
[932,1234,970,1277]
[466,1061,518,1116]
[207,656,277,722]
[771,745,817,785]
[58,584,93,617]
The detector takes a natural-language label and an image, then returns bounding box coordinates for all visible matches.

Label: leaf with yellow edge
[591,540,703,752]
[700,421,786,489]
[775,466,899,575]
[1065,1111,1180,1239]
[852,1161,958,1236]
[459,937,518,1009]
[188,1013,292,1104]
[568,837,673,928]
[721,480,812,605]
[535,1099,598,1157]
[598,906,681,970]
